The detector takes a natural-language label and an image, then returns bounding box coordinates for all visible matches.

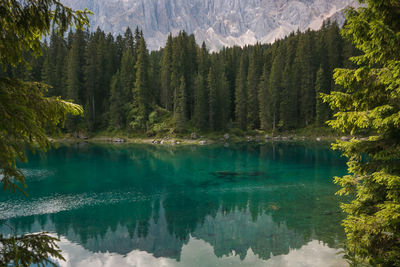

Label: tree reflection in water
[0,143,348,265]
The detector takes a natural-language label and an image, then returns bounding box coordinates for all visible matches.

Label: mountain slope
[62,0,356,50]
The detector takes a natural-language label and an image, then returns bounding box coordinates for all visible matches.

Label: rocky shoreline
[50,132,365,146]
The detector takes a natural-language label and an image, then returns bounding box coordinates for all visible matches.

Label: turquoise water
[0,142,349,266]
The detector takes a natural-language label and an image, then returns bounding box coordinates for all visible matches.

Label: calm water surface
[0,142,349,266]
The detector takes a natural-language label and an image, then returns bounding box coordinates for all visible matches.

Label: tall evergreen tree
[161,34,173,110]
[258,64,270,130]
[268,44,285,131]
[247,50,260,129]
[133,36,151,129]
[294,31,316,126]
[280,34,299,130]
[235,53,248,130]
[193,71,208,131]
[219,71,231,129]
[175,76,187,132]
[323,1,400,264]
[315,65,330,125]
[208,66,218,131]
[109,71,124,129]
[65,29,87,130]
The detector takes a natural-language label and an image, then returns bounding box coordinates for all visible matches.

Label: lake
[0,142,349,266]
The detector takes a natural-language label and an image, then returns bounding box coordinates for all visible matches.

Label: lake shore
[49,132,349,146]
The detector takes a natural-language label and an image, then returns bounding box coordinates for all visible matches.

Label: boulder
[190,132,198,140]
[246,136,253,141]
[113,137,125,143]
[265,135,271,140]
[77,131,88,140]
[281,136,288,141]
[316,137,321,142]
[223,133,230,140]
[199,140,207,145]
[341,136,351,141]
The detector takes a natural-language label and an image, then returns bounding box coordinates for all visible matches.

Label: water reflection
[56,237,346,267]
[0,143,348,265]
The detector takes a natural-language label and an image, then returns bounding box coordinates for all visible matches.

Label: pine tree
[133,36,151,129]
[208,66,218,131]
[258,64,270,130]
[280,34,299,130]
[161,34,173,110]
[219,71,231,129]
[235,53,248,130]
[109,71,124,129]
[268,44,285,131]
[124,27,134,53]
[294,32,316,127]
[120,49,136,102]
[323,1,400,265]
[66,29,86,104]
[193,71,208,131]
[315,65,330,125]
[65,29,87,130]
[175,76,187,132]
[247,50,259,129]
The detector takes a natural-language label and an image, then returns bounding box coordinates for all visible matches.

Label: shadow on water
[0,142,348,262]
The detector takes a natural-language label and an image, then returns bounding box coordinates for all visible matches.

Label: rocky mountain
[62,0,356,51]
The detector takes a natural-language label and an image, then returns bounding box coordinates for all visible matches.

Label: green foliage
[18,19,357,136]
[0,232,64,267]
[161,35,173,111]
[0,0,90,68]
[193,72,208,131]
[247,49,260,129]
[0,79,82,192]
[235,53,248,130]
[0,0,89,265]
[133,35,151,130]
[323,0,400,265]
[174,76,187,132]
[315,65,331,125]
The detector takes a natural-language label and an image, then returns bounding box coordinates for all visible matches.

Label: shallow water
[0,142,349,266]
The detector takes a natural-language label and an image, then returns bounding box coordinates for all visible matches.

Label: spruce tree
[219,71,231,129]
[258,64,270,130]
[235,53,248,130]
[268,44,285,132]
[65,30,87,130]
[133,36,151,129]
[109,71,124,129]
[323,1,400,264]
[161,34,173,110]
[280,35,299,130]
[175,76,187,132]
[193,71,208,131]
[208,66,218,131]
[315,65,330,125]
[120,49,136,102]
[84,31,99,131]
[247,51,259,129]
[294,32,316,126]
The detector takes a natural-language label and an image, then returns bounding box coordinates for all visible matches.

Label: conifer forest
[1,21,357,136]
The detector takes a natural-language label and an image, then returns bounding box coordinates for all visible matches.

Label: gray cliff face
[62,0,355,50]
